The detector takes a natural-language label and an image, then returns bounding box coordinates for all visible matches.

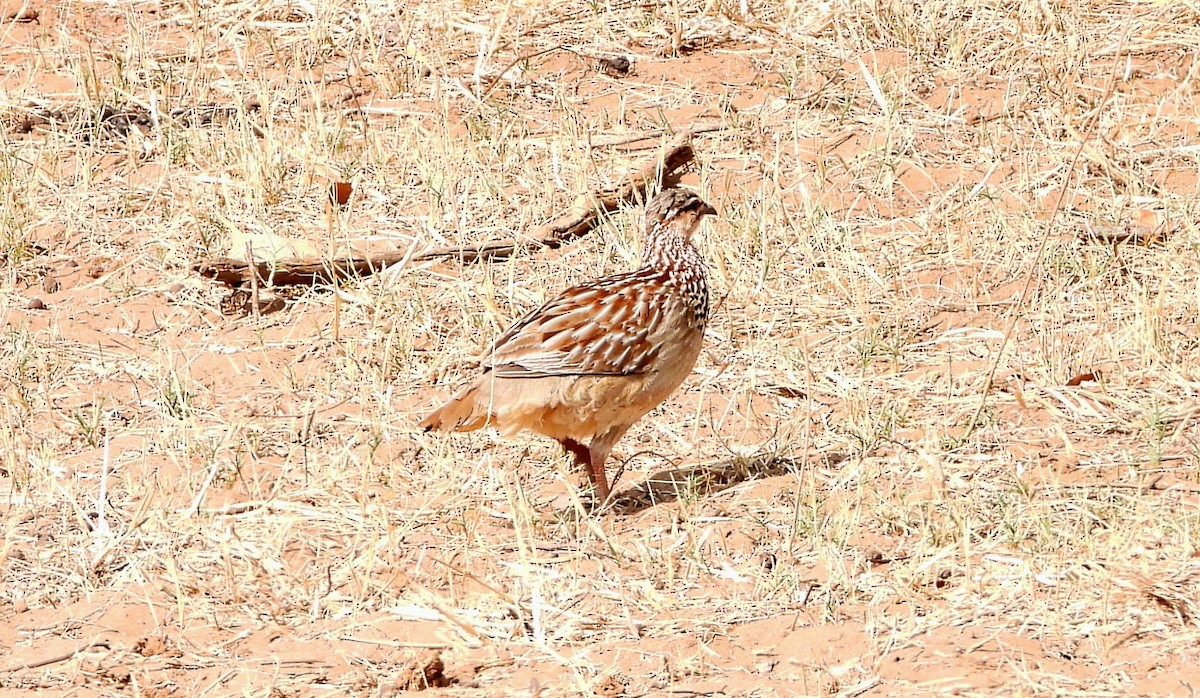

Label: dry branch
[192,131,698,288]
[415,131,695,262]
[193,254,409,289]
[0,640,111,673]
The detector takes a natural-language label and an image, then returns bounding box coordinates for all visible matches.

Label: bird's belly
[487,329,704,443]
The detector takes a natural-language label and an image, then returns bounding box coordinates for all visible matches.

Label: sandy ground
[4,1,1200,696]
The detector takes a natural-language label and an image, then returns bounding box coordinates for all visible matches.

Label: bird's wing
[482,270,669,378]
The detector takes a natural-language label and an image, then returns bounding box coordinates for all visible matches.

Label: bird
[419,187,717,505]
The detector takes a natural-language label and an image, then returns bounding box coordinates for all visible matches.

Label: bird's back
[420,260,707,440]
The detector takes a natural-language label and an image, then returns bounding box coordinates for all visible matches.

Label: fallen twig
[2,4,37,22]
[194,253,408,289]
[413,130,696,263]
[0,640,111,673]
[584,122,728,149]
[192,131,699,288]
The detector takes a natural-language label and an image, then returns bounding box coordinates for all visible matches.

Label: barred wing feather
[483,271,667,378]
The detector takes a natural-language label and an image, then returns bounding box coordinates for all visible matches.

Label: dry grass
[4,0,1200,695]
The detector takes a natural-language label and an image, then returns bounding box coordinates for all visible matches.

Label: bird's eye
[669,199,699,217]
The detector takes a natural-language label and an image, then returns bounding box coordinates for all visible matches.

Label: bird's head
[645,188,717,242]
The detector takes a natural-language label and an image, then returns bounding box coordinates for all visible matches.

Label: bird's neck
[641,227,693,269]
[640,225,708,329]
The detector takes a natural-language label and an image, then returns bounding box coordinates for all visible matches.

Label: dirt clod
[392,651,453,691]
[598,56,632,77]
[593,674,628,697]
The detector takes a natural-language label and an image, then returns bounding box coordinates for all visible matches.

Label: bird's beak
[698,201,718,217]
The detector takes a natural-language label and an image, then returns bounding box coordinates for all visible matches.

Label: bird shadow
[606,450,850,514]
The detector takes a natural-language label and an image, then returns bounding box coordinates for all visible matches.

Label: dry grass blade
[961,13,1134,439]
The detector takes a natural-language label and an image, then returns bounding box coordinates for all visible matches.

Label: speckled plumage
[420,188,717,504]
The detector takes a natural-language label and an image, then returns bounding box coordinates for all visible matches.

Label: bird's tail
[418,381,490,432]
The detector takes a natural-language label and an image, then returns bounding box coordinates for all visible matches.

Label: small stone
[25,297,46,310]
[599,56,632,77]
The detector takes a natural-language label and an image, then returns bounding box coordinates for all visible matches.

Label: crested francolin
[420,188,716,504]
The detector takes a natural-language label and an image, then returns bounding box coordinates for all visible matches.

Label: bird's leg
[587,444,616,506]
[588,455,612,504]
[561,438,607,502]
[586,428,629,506]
